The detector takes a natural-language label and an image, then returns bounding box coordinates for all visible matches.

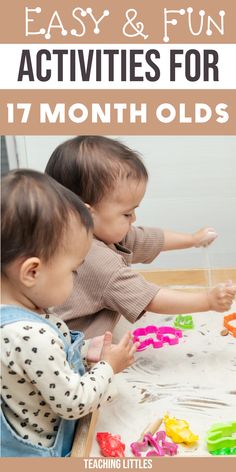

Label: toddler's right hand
[100,331,139,374]
[207,281,235,312]
[193,227,218,247]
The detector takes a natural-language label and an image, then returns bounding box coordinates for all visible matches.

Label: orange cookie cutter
[224,313,236,338]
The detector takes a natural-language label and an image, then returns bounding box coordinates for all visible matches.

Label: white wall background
[13,135,236,270]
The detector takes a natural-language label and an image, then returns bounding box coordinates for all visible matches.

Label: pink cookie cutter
[131,431,178,457]
[133,325,182,351]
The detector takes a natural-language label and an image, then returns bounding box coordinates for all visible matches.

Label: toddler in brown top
[45,136,235,338]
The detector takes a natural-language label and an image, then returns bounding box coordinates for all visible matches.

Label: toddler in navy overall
[1,170,137,457]
[1,307,85,457]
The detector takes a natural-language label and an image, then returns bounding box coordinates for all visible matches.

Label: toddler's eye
[124,213,132,218]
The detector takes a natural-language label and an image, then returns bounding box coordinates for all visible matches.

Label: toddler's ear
[85,203,96,218]
[20,257,41,287]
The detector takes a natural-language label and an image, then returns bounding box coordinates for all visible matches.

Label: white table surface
[90,301,236,457]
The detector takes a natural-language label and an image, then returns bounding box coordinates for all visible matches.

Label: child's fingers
[102,331,113,348]
[119,331,132,348]
[130,342,140,356]
[128,356,135,367]
[224,281,236,295]
[215,283,235,296]
[223,289,234,296]
[222,293,234,303]
[225,288,236,296]
[197,228,218,246]
[221,297,233,306]
[220,299,233,309]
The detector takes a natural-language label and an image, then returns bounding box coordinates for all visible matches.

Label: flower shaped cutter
[130,431,178,457]
[132,325,182,351]
[174,315,194,330]
[206,421,236,453]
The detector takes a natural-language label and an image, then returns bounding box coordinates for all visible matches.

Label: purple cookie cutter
[131,431,178,457]
[133,325,183,351]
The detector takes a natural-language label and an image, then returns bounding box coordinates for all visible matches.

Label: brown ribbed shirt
[55,226,164,338]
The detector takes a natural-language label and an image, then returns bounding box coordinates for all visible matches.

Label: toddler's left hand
[192,227,218,247]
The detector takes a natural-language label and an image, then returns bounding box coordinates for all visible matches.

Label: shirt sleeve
[54,239,161,330]
[2,322,115,420]
[122,226,164,263]
[102,266,160,323]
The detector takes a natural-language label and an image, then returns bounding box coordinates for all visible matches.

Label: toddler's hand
[100,331,139,374]
[87,335,126,363]
[207,281,235,312]
[87,335,105,363]
[192,227,218,247]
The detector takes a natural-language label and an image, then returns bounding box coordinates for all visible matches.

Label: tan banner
[0,0,235,44]
[0,90,235,134]
[1,1,235,134]
[1,457,236,472]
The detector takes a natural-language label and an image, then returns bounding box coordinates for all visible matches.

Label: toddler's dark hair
[1,169,93,271]
[45,136,148,205]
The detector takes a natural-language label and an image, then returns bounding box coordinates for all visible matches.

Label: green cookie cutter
[206,421,236,453]
[211,447,236,455]
[174,315,194,330]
